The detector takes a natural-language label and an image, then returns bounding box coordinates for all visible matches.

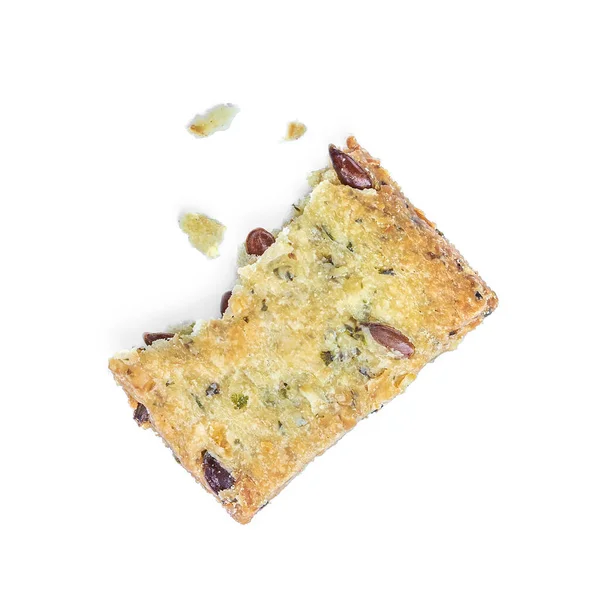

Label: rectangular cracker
[109,137,497,523]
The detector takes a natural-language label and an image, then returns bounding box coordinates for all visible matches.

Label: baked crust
[109,138,497,523]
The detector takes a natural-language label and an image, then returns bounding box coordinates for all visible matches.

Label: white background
[1,1,599,598]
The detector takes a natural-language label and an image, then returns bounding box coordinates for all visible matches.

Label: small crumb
[284,121,307,141]
[187,104,240,138]
[180,213,226,258]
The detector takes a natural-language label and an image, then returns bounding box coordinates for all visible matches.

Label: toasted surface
[110,138,497,523]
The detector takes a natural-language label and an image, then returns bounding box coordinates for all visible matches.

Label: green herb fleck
[320,225,335,241]
[192,393,204,409]
[261,299,268,311]
[232,393,248,409]
[379,268,395,275]
[346,241,354,252]
[263,395,277,407]
[321,351,334,365]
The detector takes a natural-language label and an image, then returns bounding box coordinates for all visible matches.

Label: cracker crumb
[187,104,240,138]
[180,213,226,258]
[284,121,307,141]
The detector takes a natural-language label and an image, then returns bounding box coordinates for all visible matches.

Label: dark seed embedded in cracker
[362,323,415,358]
[220,291,232,316]
[246,228,276,256]
[202,452,235,494]
[329,145,373,190]
[143,332,174,346]
[206,383,221,396]
[133,403,149,425]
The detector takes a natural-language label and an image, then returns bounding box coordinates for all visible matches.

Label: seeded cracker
[109,138,498,523]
